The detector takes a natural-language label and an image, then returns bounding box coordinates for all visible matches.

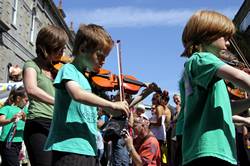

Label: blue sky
[54,0,244,105]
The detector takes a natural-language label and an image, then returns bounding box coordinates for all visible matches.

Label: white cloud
[65,6,238,28]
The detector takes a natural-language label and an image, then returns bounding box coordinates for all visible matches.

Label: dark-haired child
[0,87,28,166]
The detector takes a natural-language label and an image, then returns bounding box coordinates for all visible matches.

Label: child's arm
[129,83,160,107]
[233,115,250,127]
[128,110,134,127]
[0,114,18,126]
[216,64,250,114]
[23,68,54,105]
[150,105,164,126]
[65,80,129,116]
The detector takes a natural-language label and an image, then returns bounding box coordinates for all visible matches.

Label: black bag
[102,116,127,142]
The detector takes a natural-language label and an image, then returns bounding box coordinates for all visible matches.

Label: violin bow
[230,37,250,69]
[229,37,250,148]
[116,40,125,101]
[116,40,129,130]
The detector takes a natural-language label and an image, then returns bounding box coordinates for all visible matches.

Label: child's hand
[112,101,130,117]
[18,112,26,121]
[10,114,19,122]
[122,129,133,148]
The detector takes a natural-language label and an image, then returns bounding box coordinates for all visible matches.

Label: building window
[11,0,18,26]
[30,8,36,43]
[240,11,250,32]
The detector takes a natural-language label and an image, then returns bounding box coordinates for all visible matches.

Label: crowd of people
[0,9,249,166]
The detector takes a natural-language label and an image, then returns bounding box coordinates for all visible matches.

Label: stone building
[0,0,74,82]
[232,0,250,62]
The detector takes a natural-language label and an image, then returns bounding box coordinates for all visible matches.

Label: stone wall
[0,0,74,82]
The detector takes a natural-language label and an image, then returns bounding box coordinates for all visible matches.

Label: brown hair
[181,10,235,57]
[4,86,26,106]
[36,25,68,58]
[72,24,113,56]
[152,90,169,108]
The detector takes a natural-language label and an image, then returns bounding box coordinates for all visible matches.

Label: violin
[220,50,249,99]
[52,55,73,70]
[228,37,250,149]
[51,55,73,78]
[86,68,149,94]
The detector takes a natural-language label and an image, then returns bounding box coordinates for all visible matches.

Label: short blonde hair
[72,24,114,56]
[181,10,236,57]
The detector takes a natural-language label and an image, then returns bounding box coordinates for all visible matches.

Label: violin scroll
[145,82,162,94]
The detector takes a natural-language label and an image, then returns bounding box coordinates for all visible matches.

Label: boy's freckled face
[205,37,230,56]
[79,51,100,72]
[90,50,107,72]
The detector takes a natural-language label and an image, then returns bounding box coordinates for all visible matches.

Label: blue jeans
[111,138,129,166]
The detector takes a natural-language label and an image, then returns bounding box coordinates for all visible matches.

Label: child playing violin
[23,25,68,166]
[179,10,250,166]
[44,24,129,166]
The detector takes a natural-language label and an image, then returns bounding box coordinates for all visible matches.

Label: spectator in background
[97,107,111,166]
[134,103,146,119]
[170,93,181,166]
[123,115,161,166]
[150,90,171,166]
[233,111,250,166]
[0,86,28,166]
[8,64,23,82]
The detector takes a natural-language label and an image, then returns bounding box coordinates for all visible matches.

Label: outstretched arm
[129,83,160,107]
[0,114,19,126]
[233,115,250,127]
[65,80,129,116]
[217,64,250,114]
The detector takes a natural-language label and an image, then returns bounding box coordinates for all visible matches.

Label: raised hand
[112,100,130,117]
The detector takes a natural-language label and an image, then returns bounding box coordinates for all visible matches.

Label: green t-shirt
[0,105,28,142]
[181,52,237,165]
[23,60,54,119]
[45,63,97,156]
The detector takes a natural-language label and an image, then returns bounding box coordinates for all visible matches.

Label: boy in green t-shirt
[0,86,28,166]
[45,24,129,166]
[180,10,250,165]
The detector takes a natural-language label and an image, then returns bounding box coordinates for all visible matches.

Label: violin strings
[230,39,250,69]
[230,38,250,69]
[229,38,243,63]
[229,38,245,65]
